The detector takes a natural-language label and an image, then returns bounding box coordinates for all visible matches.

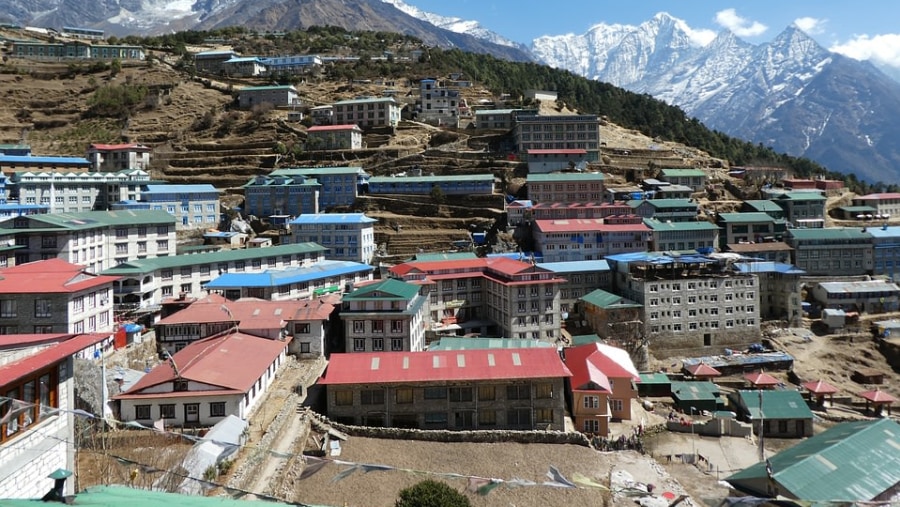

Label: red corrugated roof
[307,124,361,132]
[802,379,839,394]
[856,193,900,200]
[744,371,780,386]
[319,348,571,385]
[114,331,289,399]
[564,343,640,391]
[860,389,897,403]
[534,219,651,233]
[156,295,332,325]
[0,333,72,350]
[0,333,109,386]
[685,362,722,377]
[0,259,119,294]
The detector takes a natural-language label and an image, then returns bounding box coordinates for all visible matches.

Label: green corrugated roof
[429,337,554,350]
[580,289,641,309]
[527,172,605,182]
[0,210,174,232]
[838,205,878,213]
[240,85,296,91]
[643,218,719,231]
[727,418,900,502]
[369,174,494,184]
[787,227,873,241]
[101,243,326,275]
[743,200,782,212]
[1,485,308,506]
[343,278,420,301]
[271,166,363,176]
[639,372,671,385]
[736,390,814,420]
[670,381,721,401]
[777,191,827,201]
[660,169,706,177]
[570,334,600,346]
[717,212,776,224]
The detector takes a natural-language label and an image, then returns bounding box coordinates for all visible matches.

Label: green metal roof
[271,166,364,176]
[428,337,554,350]
[639,372,671,385]
[717,212,776,224]
[838,205,878,213]
[580,288,641,309]
[101,243,326,275]
[776,191,827,201]
[0,210,174,232]
[343,278,420,301]
[727,418,900,502]
[736,389,814,420]
[369,174,494,184]
[527,172,605,182]
[742,200,783,212]
[660,169,706,177]
[570,334,600,346]
[787,227,873,241]
[670,381,721,401]
[643,218,719,231]
[1,485,308,506]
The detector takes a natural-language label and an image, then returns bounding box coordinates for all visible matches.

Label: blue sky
[404,1,900,69]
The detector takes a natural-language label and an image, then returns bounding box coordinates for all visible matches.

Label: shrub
[395,480,471,507]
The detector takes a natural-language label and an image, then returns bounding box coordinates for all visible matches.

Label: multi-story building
[260,54,322,75]
[740,200,785,220]
[390,257,567,342]
[289,213,377,263]
[644,218,719,252]
[204,259,373,302]
[564,342,640,436]
[114,330,290,426]
[0,332,110,498]
[527,172,605,204]
[505,201,632,227]
[242,172,321,217]
[222,56,267,77]
[267,167,367,210]
[774,191,827,228]
[716,212,787,249]
[340,278,429,353]
[785,227,873,276]
[538,260,612,316]
[367,174,494,196]
[102,243,327,311]
[578,289,643,344]
[533,218,650,262]
[154,293,335,357]
[0,259,117,335]
[628,198,699,222]
[306,124,364,151]
[474,108,536,130]
[0,209,177,273]
[514,115,601,161]
[417,78,460,127]
[193,50,239,74]
[658,168,707,191]
[852,193,900,218]
[869,225,900,280]
[137,184,220,230]
[733,261,805,326]
[332,97,402,128]
[237,85,300,109]
[85,143,151,172]
[318,348,571,430]
[0,155,91,173]
[8,169,152,213]
[607,251,761,356]
[526,149,590,174]
[10,41,144,60]
[811,280,900,314]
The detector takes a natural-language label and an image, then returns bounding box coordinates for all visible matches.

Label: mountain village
[0,22,899,507]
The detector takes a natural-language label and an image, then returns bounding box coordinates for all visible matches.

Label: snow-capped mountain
[380,0,527,52]
[531,12,900,182]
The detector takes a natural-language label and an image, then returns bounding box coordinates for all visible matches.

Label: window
[506,408,531,427]
[294,323,310,334]
[361,389,385,405]
[391,338,403,351]
[535,383,553,399]
[161,269,173,281]
[506,384,530,400]
[159,404,176,419]
[535,409,554,424]
[478,385,495,401]
[610,399,624,412]
[352,321,365,333]
[583,419,600,433]
[299,342,310,354]
[353,338,365,351]
[0,300,15,318]
[135,405,151,420]
[424,412,448,425]
[372,337,384,351]
[583,396,600,409]
[390,320,403,333]
[34,300,52,318]
[209,402,226,417]
[478,409,497,427]
[157,240,169,250]
[449,387,473,402]
[424,387,447,400]
[395,388,413,404]
[334,390,353,406]
[372,320,384,334]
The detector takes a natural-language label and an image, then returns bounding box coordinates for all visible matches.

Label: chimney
[42,468,73,503]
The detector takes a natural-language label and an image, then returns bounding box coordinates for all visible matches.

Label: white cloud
[684,26,717,46]
[714,8,768,38]
[793,17,826,35]
[831,34,900,69]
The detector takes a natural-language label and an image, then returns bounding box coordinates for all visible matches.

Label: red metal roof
[564,343,640,391]
[156,295,332,326]
[319,348,572,385]
[685,362,722,377]
[744,371,780,386]
[860,389,897,403]
[534,219,651,233]
[0,333,109,386]
[0,259,119,294]
[527,149,587,155]
[856,193,900,200]
[88,143,151,152]
[802,379,839,395]
[0,333,72,350]
[114,331,289,399]
[307,124,361,132]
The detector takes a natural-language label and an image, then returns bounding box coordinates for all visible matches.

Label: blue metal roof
[537,260,610,273]
[0,155,90,164]
[289,213,376,224]
[205,260,373,288]
[203,231,241,238]
[143,184,219,193]
[733,261,806,275]
[605,251,714,265]
[866,225,900,238]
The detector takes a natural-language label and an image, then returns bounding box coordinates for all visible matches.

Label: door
[185,403,199,424]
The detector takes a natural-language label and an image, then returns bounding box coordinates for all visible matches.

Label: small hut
[801,380,839,409]
[683,362,722,381]
[860,389,897,416]
[744,370,781,390]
